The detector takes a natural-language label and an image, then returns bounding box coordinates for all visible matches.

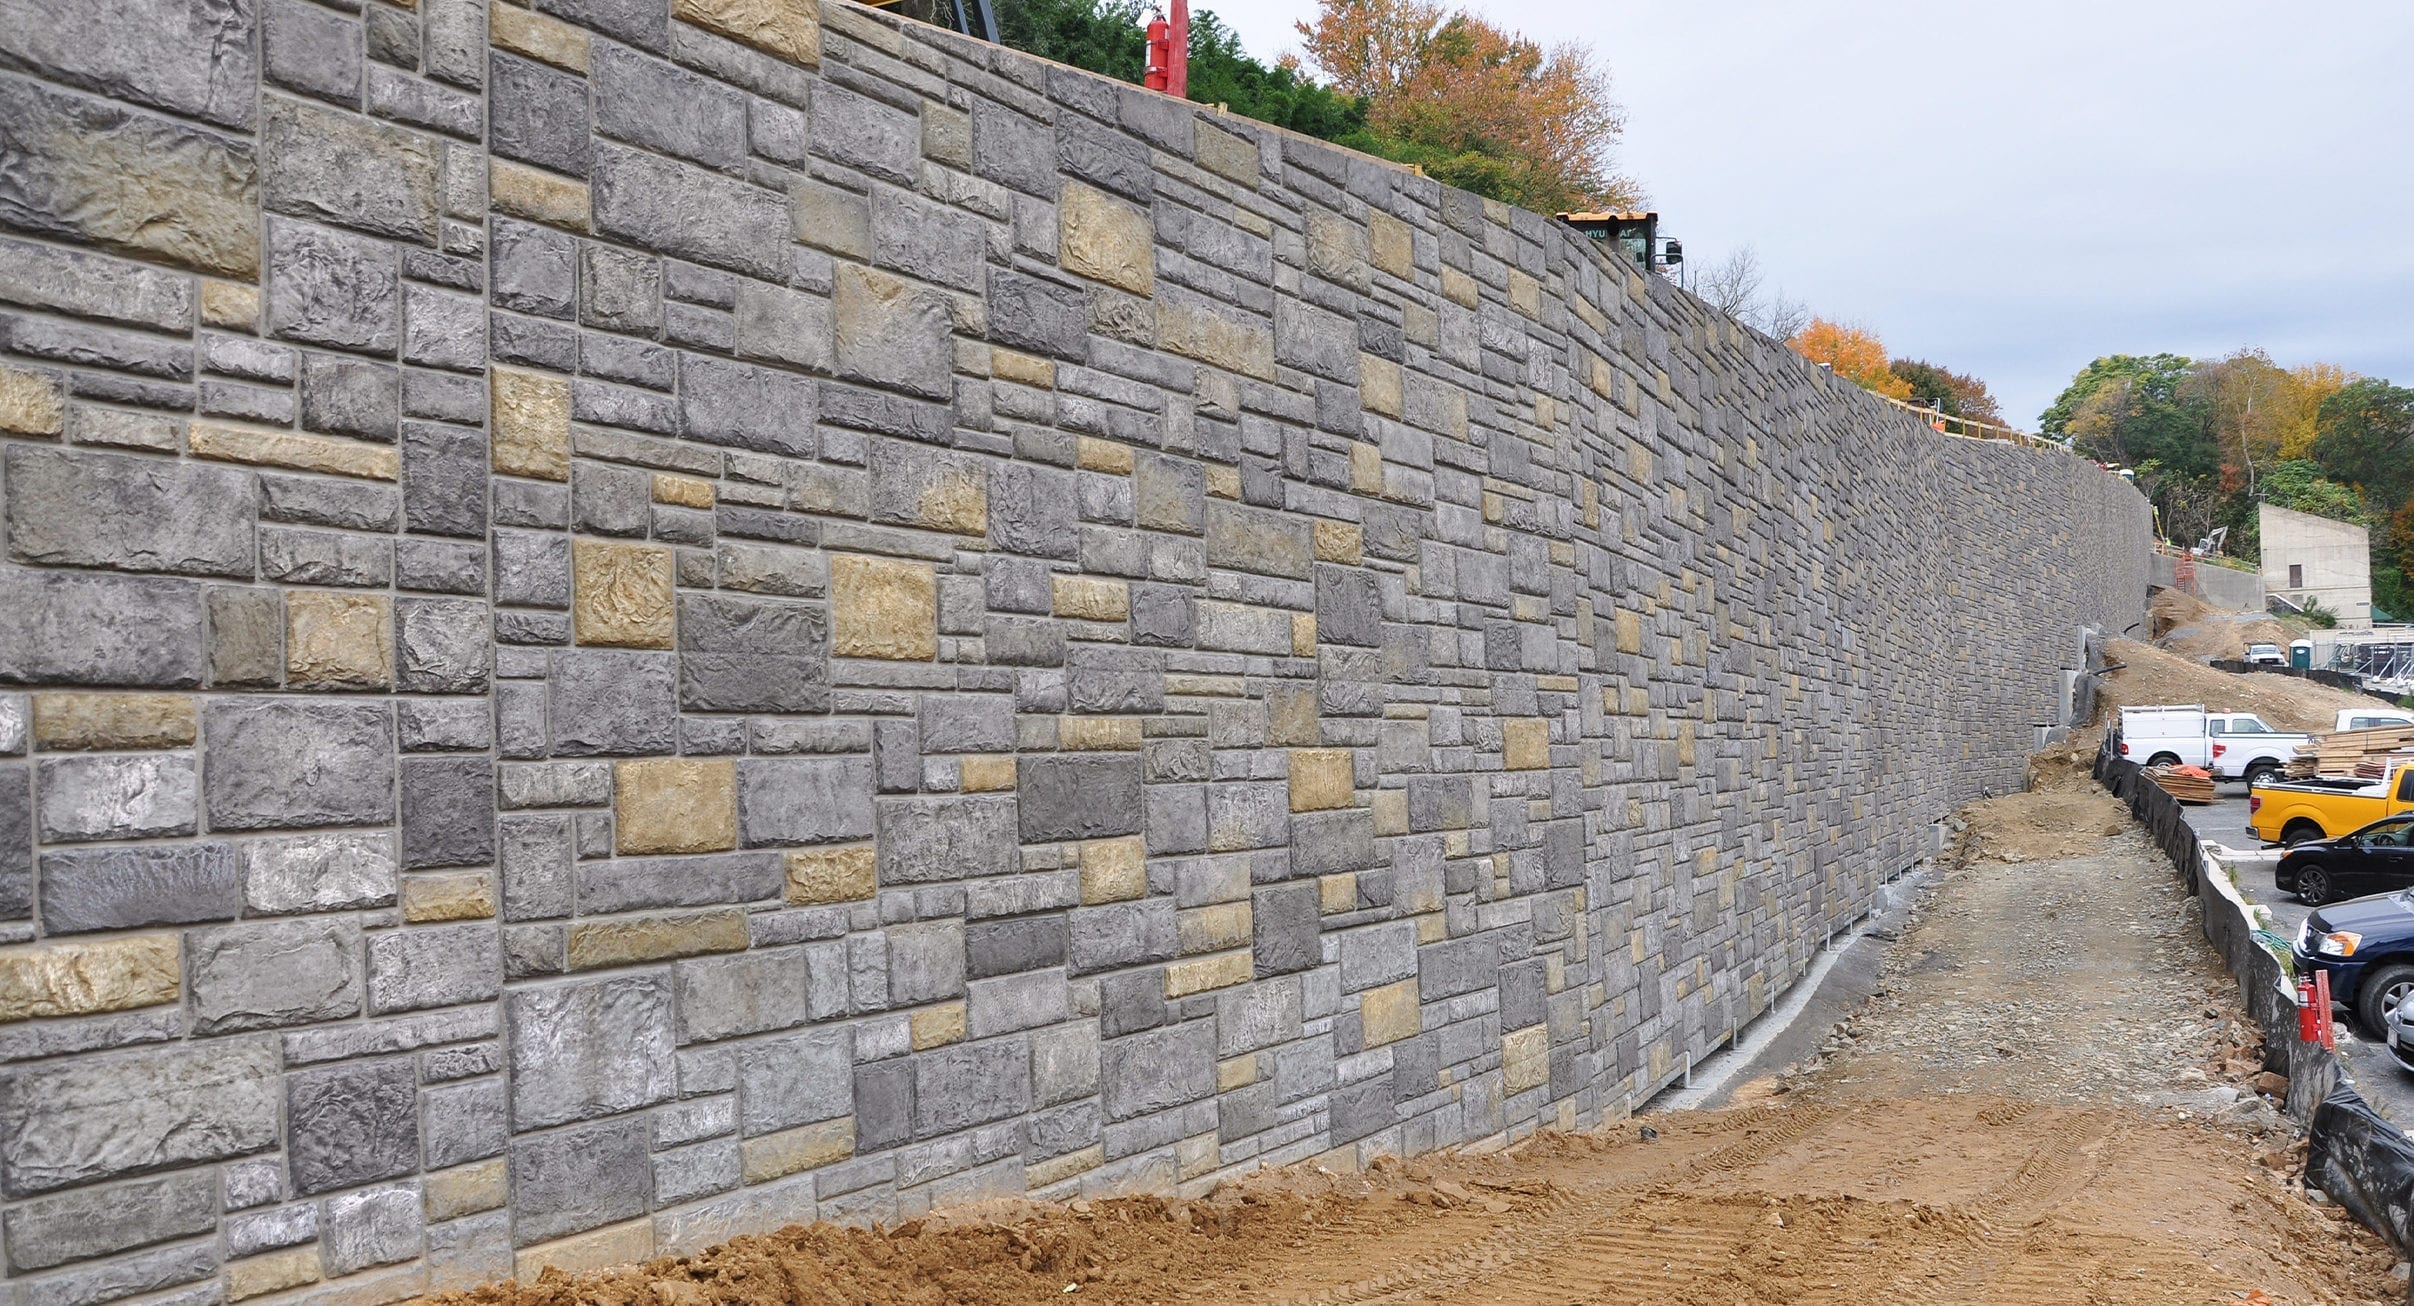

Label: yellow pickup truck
[2251,765,2414,846]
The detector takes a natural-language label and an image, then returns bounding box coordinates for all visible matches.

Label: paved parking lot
[2179,785,2414,1123]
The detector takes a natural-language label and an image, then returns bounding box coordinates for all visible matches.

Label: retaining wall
[0,0,2150,1298]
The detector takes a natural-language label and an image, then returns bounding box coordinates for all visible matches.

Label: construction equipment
[1558,212,1671,275]
[1143,0,1188,97]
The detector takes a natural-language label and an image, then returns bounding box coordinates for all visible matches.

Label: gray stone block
[1101,1022,1213,1122]
[491,219,576,319]
[876,795,1018,884]
[811,83,919,186]
[204,584,282,690]
[322,1182,422,1276]
[677,592,829,713]
[266,217,399,352]
[5,446,255,579]
[987,462,1078,560]
[0,765,27,920]
[1018,754,1141,842]
[400,756,494,869]
[0,571,204,689]
[887,921,965,1006]
[368,924,501,1014]
[400,697,492,751]
[1067,900,1176,975]
[0,1037,278,1197]
[397,598,490,694]
[286,1056,418,1196]
[593,142,788,280]
[854,1060,913,1154]
[489,51,591,177]
[204,698,394,830]
[675,948,809,1043]
[188,916,363,1034]
[550,649,678,755]
[912,1036,1029,1137]
[594,42,746,172]
[737,756,874,847]
[987,269,1087,360]
[421,1077,506,1169]
[736,1027,851,1135]
[223,1202,317,1258]
[36,753,196,842]
[966,914,1066,979]
[1340,921,1418,992]
[507,974,676,1129]
[38,841,238,934]
[403,419,490,538]
[654,1136,740,1206]
[582,244,663,335]
[919,696,1015,754]
[261,472,398,533]
[573,851,782,913]
[494,529,570,608]
[510,1114,650,1245]
[498,814,573,920]
[1252,881,1320,977]
[0,1169,216,1273]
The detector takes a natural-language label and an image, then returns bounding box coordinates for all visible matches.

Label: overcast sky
[1193,0,2414,426]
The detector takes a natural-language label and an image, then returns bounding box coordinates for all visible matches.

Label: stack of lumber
[2149,764,2217,804]
[2354,751,2414,781]
[2289,726,2414,780]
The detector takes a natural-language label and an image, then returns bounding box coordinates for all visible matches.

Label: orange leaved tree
[1296,0,1637,214]
[1788,319,1913,400]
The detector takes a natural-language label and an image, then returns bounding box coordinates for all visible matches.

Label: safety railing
[1874,392,2077,453]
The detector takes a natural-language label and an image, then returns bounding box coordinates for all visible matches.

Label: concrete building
[2260,503,2374,628]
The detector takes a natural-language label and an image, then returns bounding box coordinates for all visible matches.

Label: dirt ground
[430,783,2407,1306]
[2151,586,2297,661]
[2101,636,2375,732]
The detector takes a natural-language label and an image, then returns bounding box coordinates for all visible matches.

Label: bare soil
[2152,586,2297,662]
[2101,637,2373,732]
[429,776,2405,1306]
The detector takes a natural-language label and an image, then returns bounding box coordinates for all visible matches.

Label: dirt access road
[436,791,2405,1306]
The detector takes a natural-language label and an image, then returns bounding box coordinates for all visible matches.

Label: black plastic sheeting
[2095,742,2414,1265]
[2206,660,2403,704]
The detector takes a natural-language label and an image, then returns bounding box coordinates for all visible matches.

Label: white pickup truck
[2117,705,2414,784]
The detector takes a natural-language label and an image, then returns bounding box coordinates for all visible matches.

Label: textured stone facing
[0,3,2149,1293]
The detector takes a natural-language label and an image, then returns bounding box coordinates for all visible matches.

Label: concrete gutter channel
[2095,745,2414,1289]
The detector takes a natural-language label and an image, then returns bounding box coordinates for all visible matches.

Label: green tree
[2043,354,2217,479]
[1889,358,2002,425]
[995,0,1147,80]
[1185,11,1366,138]
[2312,378,2414,508]
[2258,459,2366,523]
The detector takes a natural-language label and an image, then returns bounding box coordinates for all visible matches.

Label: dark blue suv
[2294,888,2414,1033]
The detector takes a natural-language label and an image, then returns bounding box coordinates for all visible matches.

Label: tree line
[996,0,1636,214]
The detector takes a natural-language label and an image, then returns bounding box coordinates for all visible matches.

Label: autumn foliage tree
[1296,0,1637,213]
[1889,358,2002,425]
[1786,319,1912,400]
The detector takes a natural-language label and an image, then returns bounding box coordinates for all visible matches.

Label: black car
[2276,812,2414,905]
[2293,890,2414,1033]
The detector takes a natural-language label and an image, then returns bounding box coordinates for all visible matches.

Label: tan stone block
[1176,1130,1218,1181]
[1370,788,1408,838]
[1508,269,1541,319]
[1415,911,1445,944]
[491,366,572,481]
[1164,949,1250,997]
[1079,835,1145,904]
[1349,442,1383,494]
[200,280,260,332]
[1359,353,1402,419]
[910,1000,966,1050]
[573,539,675,648]
[567,909,749,970]
[1289,748,1352,812]
[651,472,714,508]
[1369,211,1413,278]
[1360,977,1421,1046]
[287,591,393,690]
[910,461,987,537]
[1205,464,1241,499]
[1217,1053,1257,1092]
[424,1159,507,1222]
[615,758,738,854]
[1504,718,1549,770]
[227,1247,321,1301]
[991,347,1056,388]
[1026,1143,1105,1189]
[1156,299,1274,380]
[1305,211,1368,289]
[1318,872,1357,915]
[0,366,64,437]
[1502,1023,1549,1092]
[402,872,495,922]
[492,1,591,70]
[1177,901,1250,954]
[190,422,399,479]
[31,693,195,750]
[0,934,179,1022]
[741,1118,853,1183]
[1291,612,1316,657]
[1441,265,1478,308]
[959,756,1016,792]
[829,554,935,660]
[1615,609,1643,655]
[1312,520,1362,565]
[1051,574,1128,622]
[674,0,819,66]
[514,1217,655,1283]
[1058,716,1140,751]
[1059,180,1154,296]
[786,844,876,904]
[489,158,591,230]
[1194,122,1261,188]
[1076,435,1133,474]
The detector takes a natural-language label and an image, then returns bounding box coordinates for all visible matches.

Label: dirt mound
[2099,637,2372,732]
[2149,585,2220,639]
[2151,585,2295,662]
[1955,788,2131,862]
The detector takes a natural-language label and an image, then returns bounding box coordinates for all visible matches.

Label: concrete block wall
[0,0,2151,1297]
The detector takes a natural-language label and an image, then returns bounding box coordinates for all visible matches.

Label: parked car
[2275,812,2414,904]
[2252,763,2414,846]
[2114,705,2307,782]
[2339,707,2414,732]
[2389,989,2414,1072]
[2293,888,2414,1033]
[2245,643,2286,666]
